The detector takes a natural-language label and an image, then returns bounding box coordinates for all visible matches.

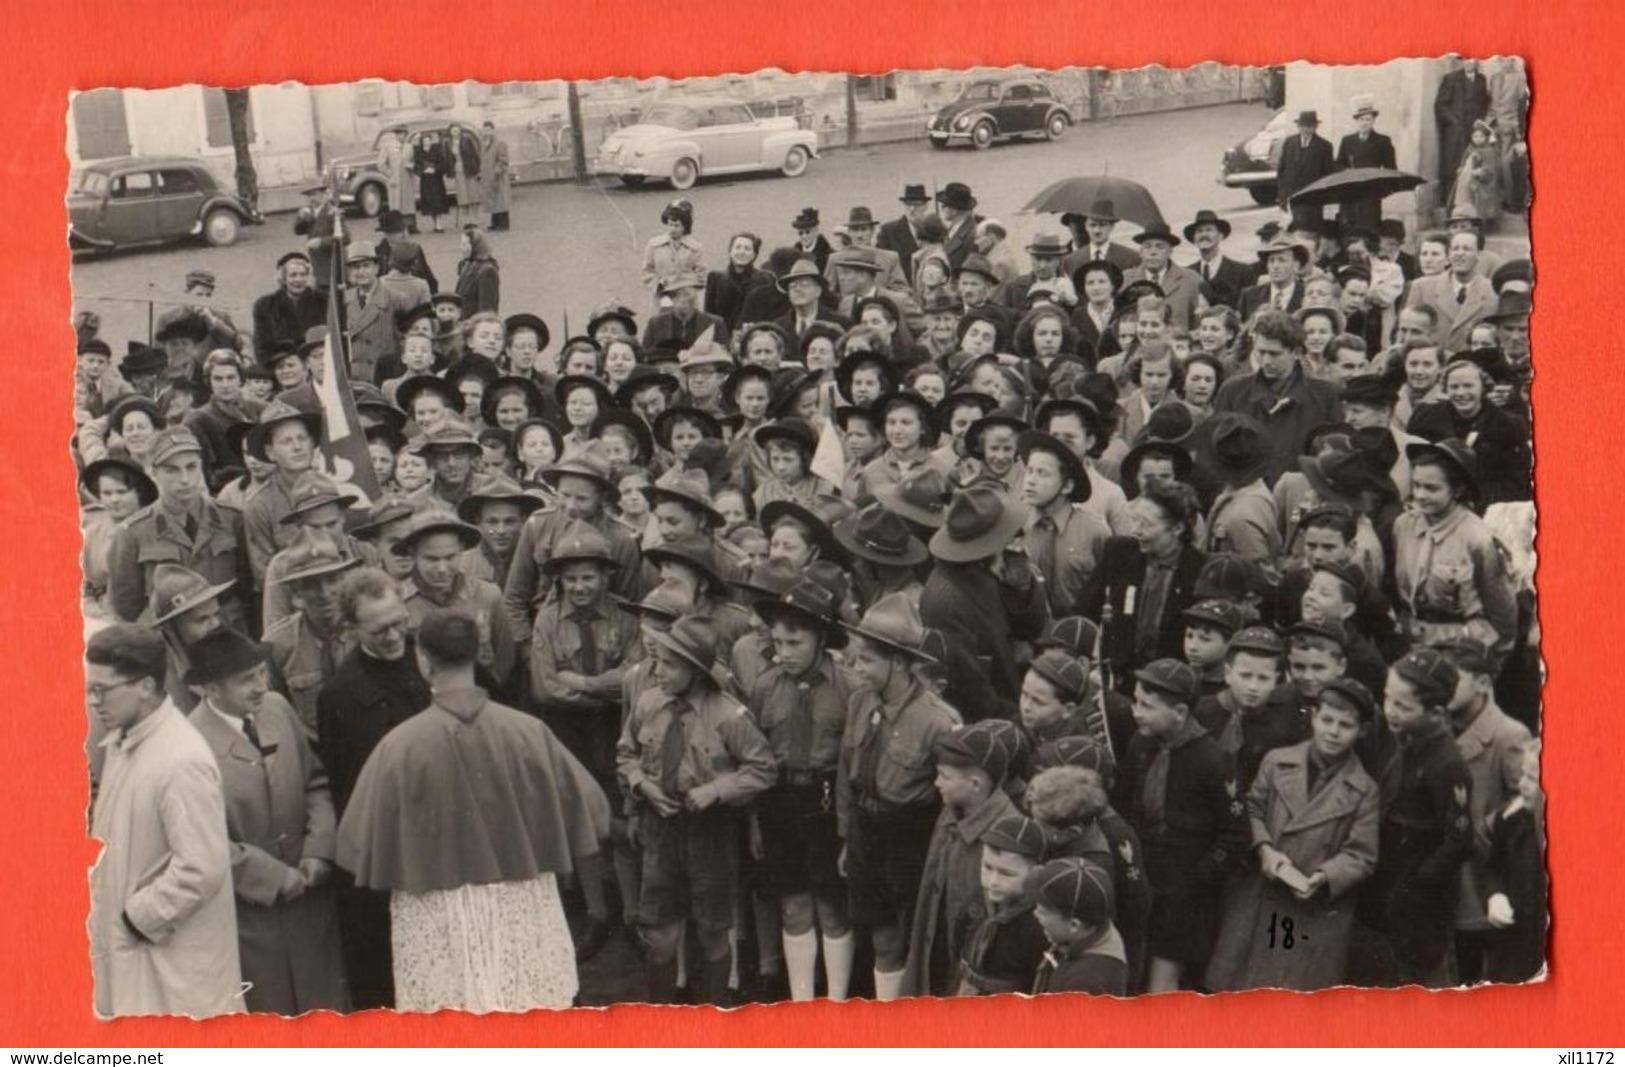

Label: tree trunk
[224,88,259,215]
[567,82,588,184]
[845,75,860,149]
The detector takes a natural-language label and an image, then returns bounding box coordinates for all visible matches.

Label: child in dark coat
[1193,626,1311,796]
[955,815,1050,996]
[1029,858,1127,996]
[1483,740,1547,983]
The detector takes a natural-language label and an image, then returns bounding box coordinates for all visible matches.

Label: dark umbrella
[1287,167,1426,208]
[1019,176,1165,228]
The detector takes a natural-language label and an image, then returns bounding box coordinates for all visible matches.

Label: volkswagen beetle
[927,79,1072,150]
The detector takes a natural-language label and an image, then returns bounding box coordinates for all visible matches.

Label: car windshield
[70,170,107,196]
[955,83,997,103]
[641,105,701,130]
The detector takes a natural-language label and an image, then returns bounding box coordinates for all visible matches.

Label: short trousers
[755,777,843,899]
[637,807,740,929]
[844,801,940,930]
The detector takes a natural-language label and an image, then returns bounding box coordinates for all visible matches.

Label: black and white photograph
[69,55,1542,1018]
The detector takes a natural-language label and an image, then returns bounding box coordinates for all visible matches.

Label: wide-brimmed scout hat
[928,484,1029,563]
[841,591,938,662]
[144,563,235,626]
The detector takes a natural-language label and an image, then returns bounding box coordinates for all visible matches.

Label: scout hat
[645,615,724,683]
[644,535,728,593]
[1405,437,1481,505]
[1391,647,1459,708]
[351,497,417,541]
[1194,553,1266,603]
[614,580,692,626]
[1018,429,1092,503]
[1437,635,1494,677]
[615,365,680,407]
[870,391,942,448]
[1029,649,1089,703]
[729,556,802,603]
[542,442,620,502]
[647,467,725,529]
[954,254,1002,286]
[395,303,437,335]
[935,182,978,211]
[760,500,853,569]
[834,349,894,405]
[481,375,549,428]
[1034,396,1110,458]
[1133,658,1198,705]
[182,628,267,687]
[776,258,830,293]
[390,512,482,557]
[1298,446,1371,505]
[1290,616,1348,652]
[273,473,358,527]
[1208,411,1271,484]
[245,399,322,463]
[928,484,1029,563]
[652,406,724,452]
[272,529,362,585]
[852,294,903,330]
[351,382,408,433]
[1031,735,1116,787]
[842,591,938,662]
[983,814,1050,859]
[408,416,483,456]
[934,719,1026,785]
[832,503,929,569]
[872,466,953,530]
[1318,676,1377,723]
[80,456,158,509]
[1028,858,1114,924]
[964,409,1030,461]
[145,563,235,626]
[752,416,818,457]
[1181,599,1245,638]
[754,576,848,649]
[1035,616,1102,659]
[724,360,776,406]
[1132,221,1182,247]
[147,425,206,468]
[455,475,544,525]
[590,407,655,462]
[541,519,619,573]
[1182,208,1233,242]
[1228,625,1285,659]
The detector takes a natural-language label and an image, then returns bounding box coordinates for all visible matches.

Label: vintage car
[68,156,260,252]
[927,79,1073,150]
[593,100,818,190]
[327,119,483,216]
[1218,107,1296,204]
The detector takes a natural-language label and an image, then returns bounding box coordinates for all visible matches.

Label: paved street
[71,102,1278,346]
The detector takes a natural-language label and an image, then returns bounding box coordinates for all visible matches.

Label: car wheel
[202,209,241,247]
[1046,113,1068,141]
[356,182,385,217]
[620,175,647,188]
[670,158,699,191]
[1249,184,1278,206]
[780,145,810,178]
[971,120,995,150]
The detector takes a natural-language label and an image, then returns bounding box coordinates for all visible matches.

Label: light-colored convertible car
[593,100,819,191]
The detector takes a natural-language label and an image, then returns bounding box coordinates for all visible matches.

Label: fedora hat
[376,209,407,233]
[456,475,545,525]
[647,467,725,529]
[935,182,978,211]
[1132,222,1182,247]
[842,591,938,662]
[776,258,830,293]
[755,577,848,648]
[1295,110,1321,126]
[652,405,723,453]
[182,628,267,687]
[1209,412,1270,483]
[1018,429,1092,503]
[80,455,158,509]
[870,391,941,448]
[760,500,852,568]
[1406,437,1482,504]
[1024,232,1072,257]
[954,254,1002,285]
[542,442,621,501]
[540,519,619,573]
[829,246,886,274]
[846,206,878,229]
[752,416,818,457]
[899,184,930,204]
[1350,94,1379,119]
[1182,209,1233,242]
[791,207,821,230]
[832,503,929,568]
[929,484,1028,563]
[272,529,363,585]
[118,343,168,378]
[145,563,236,626]
[645,535,729,594]
[1034,396,1110,458]
[676,328,735,373]
[1298,447,1370,505]
[922,291,965,316]
[1076,198,1119,223]
[408,416,483,456]
[1255,239,1311,267]
[278,472,360,525]
[390,512,482,557]
[246,399,323,462]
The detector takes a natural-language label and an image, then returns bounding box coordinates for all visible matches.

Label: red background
[4,0,1615,1046]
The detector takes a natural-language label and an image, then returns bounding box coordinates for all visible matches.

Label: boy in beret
[1181,599,1244,699]
[1207,676,1380,992]
[1354,649,1475,988]
[1194,627,1310,795]
[1120,659,1249,992]
[955,814,1050,996]
[902,719,1025,996]
[1018,649,1101,751]
[1029,858,1127,996]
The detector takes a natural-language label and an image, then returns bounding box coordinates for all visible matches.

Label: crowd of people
[75,87,1543,1019]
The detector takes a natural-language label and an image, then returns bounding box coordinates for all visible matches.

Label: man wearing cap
[184,629,350,1014]
[1122,223,1203,331]
[994,233,1077,310]
[1276,110,1337,229]
[953,254,1015,341]
[108,427,250,632]
[252,251,329,364]
[158,269,243,354]
[264,529,361,732]
[877,185,933,284]
[1020,430,1109,619]
[87,624,243,1019]
[1335,96,1398,232]
[902,719,1026,996]
[340,240,397,386]
[641,271,730,353]
[1059,200,1142,277]
[261,472,372,631]
[934,182,983,271]
[1214,310,1344,484]
[837,593,963,1001]
[456,475,541,589]
[240,400,324,594]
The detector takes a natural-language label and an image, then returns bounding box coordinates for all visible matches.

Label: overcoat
[478,134,510,215]
[1206,743,1380,992]
[189,694,350,1014]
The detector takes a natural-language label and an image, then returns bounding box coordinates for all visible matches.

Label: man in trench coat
[187,628,351,1015]
[478,122,512,231]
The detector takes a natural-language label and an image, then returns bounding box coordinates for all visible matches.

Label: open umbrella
[1019,176,1164,229]
[1287,167,1426,208]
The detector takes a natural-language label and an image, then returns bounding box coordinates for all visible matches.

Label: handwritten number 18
[1267,912,1295,950]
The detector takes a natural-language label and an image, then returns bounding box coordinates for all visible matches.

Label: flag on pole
[313,209,382,512]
